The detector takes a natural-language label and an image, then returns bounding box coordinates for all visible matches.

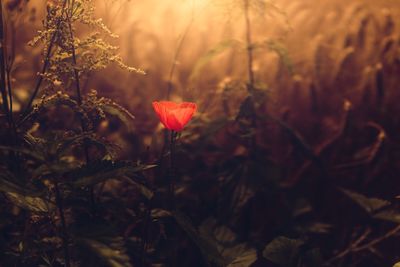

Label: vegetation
[0,0,399,266]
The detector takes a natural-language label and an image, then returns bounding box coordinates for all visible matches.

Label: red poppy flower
[152,101,197,132]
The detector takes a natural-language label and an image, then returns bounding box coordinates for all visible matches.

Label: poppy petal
[166,111,183,131]
[152,101,196,132]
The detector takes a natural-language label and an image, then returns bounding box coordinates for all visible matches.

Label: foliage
[0,0,400,266]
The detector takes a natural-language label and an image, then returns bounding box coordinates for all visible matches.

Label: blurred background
[2,0,400,266]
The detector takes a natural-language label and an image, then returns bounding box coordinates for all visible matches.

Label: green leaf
[151,208,172,219]
[74,219,133,267]
[79,238,133,267]
[123,176,154,200]
[371,208,400,223]
[173,211,226,267]
[0,145,45,162]
[226,248,257,267]
[102,102,135,132]
[263,236,304,267]
[0,170,51,213]
[340,188,390,214]
[68,160,156,188]
[340,188,400,223]
[6,192,54,213]
[0,171,42,197]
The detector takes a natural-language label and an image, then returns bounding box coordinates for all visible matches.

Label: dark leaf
[340,188,390,214]
[263,236,304,267]
[173,211,227,267]
[67,160,156,188]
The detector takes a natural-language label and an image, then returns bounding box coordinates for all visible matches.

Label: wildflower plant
[28,0,144,95]
[0,1,152,266]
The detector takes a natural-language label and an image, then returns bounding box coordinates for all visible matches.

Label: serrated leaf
[263,236,304,267]
[6,192,54,213]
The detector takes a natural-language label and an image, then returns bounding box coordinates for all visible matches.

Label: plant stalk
[0,0,10,126]
[54,181,71,267]
[65,7,96,214]
[169,130,176,210]
[243,0,257,151]
[244,0,255,94]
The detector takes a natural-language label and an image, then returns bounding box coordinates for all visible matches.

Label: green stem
[141,198,152,267]
[169,131,176,210]
[0,1,10,126]
[243,0,257,151]
[244,0,255,94]
[54,182,71,267]
[66,3,95,213]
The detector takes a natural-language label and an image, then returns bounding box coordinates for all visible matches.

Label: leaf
[6,192,54,213]
[123,176,154,200]
[371,208,400,224]
[340,188,390,214]
[0,145,45,162]
[227,249,257,267]
[79,238,133,267]
[199,218,256,267]
[151,208,172,219]
[340,188,400,223]
[0,171,42,197]
[263,236,304,267]
[173,211,226,267]
[189,39,240,82]
[68,160,156,188]
[101,102,135,132]
[74,221,133,267]
[0,170,51,213]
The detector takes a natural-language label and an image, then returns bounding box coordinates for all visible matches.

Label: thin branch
[66,4,95,213]
[244,0,255,94]
[326,225,400,264]
[0,0,10,125]
[166,2,195,100]
[54,181,71,267]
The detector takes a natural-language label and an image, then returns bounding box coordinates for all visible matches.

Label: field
[0,0,400,266]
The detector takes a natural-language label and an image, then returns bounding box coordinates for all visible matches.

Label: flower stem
[243,0,258,151]
[66,2,95,215]
[54,181,71,267]
[244,0,255,95]
[169,130,177,210]
[0,0,10,127]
